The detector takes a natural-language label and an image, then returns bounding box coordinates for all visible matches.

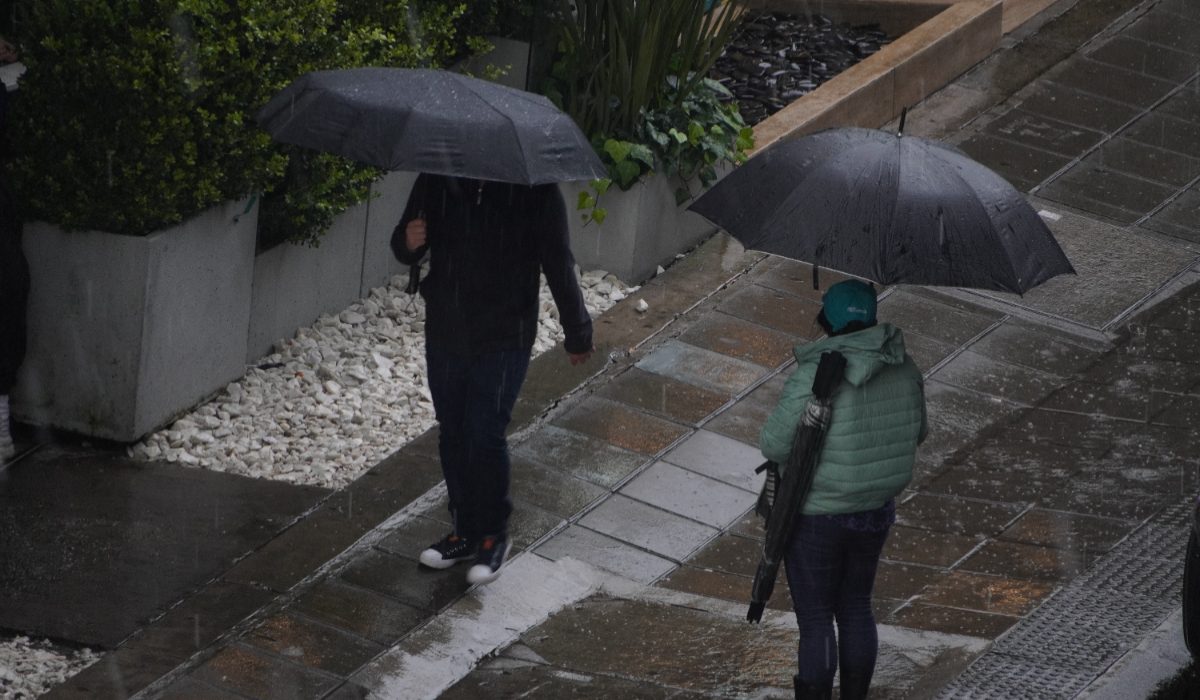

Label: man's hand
[406,219,427,251]
[567,347,594,365]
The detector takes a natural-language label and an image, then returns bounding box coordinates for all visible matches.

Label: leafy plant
[12,0,490,244]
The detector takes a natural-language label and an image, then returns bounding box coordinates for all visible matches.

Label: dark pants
[785,514,890,687]
[425,343,530,542]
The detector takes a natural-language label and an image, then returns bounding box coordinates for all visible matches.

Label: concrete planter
[13,199,259,442]
[561,172,726,286]
[12,172,418,442]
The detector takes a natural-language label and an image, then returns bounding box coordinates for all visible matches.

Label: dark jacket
[390,174,592,356]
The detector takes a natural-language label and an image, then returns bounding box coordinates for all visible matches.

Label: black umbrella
[689,125,1075,294]
[255,67,608,185]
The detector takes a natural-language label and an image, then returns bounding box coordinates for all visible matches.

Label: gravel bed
[0,637,99,700]
[711,12,892,125]
[128,269,637,489]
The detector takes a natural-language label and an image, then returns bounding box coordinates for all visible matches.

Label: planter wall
[247,170,415,361]
[561,170,727,286]
[12,198,258,442]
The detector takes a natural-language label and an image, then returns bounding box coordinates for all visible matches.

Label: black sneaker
[419,533,476,569]
[466,533,512,584]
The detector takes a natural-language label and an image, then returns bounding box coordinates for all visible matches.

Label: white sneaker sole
[419,548,473,569]
[466,542,513,584]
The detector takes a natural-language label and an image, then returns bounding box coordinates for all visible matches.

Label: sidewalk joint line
[1101,257,1200,331]
[922,317,1010,380]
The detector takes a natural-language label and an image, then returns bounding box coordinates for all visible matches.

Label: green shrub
[12,0,489,243]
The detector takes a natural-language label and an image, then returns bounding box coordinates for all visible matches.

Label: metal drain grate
[937,501,1191,700]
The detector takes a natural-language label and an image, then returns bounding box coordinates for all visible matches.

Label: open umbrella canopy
[255,67,608,185]
[688,127,1075,294]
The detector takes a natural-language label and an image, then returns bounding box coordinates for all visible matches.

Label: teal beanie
[821,280,877,332]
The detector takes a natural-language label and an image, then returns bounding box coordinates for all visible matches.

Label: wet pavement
[10,0,1200,697]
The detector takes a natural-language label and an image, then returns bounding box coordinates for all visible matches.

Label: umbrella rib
[460,78,533,184]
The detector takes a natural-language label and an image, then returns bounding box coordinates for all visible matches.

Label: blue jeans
[785,514,890,686]
[425,344,530,542]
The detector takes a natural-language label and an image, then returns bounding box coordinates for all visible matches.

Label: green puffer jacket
[760,323,928,515]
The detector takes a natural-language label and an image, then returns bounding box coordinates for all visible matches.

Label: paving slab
[511,425,649,488]
[550,397,691,456]
[677,310,802,369]
[577,495,718,562]
[923,380,1024,435]
[958,538,1090,583]
[970,211,1198,329]
[979,107,1108,157]
[919,570,1057,617]
[965,319,1109,375]
[192,645,341,700]
[509,456,608,518]
[337,549,471,612]
[619,461,755,528]
[594,366,730,425]
[290,578,431,647]
[931,349,1069,405]
[682,533,762,578]
[634,339,770,396]
[702,398,773,447]
[997,508,1137,556]
[896,493,1026,539]
[533,526,676,584]
[0,447,327,648]
[660,428,768,493]
[243,611,384,677]
[886,601,1021,639]
[882,524,982,569]
[1051,57,1179,108]
[716,283,824,339]
[1086,136,1200,188]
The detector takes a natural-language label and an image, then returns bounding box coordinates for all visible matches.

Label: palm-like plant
[547,0,747,140]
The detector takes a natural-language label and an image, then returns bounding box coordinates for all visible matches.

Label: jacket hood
[793,323,908,387]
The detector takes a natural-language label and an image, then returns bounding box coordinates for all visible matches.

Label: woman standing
[760,280,927,700]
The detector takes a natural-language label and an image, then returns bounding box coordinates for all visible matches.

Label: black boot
[794,675,833,700]
[838,671,873,700]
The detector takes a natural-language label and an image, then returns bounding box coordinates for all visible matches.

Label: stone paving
[16,0,1200,698]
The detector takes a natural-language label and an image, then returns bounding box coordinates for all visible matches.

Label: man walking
[391,174,593,584]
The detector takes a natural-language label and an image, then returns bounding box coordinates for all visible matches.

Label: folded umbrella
[256,67,608,186]
[689,125,1074,294]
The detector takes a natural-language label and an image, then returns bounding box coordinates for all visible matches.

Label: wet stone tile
[636,340,770,396]
[1145,186,1200,241]
[1040,380,1152,420]
[534,525,676,584]
[1050,58,1178,108]
[291,578,430,647]
[998,508,1136,555]
[881,525,981,568]
[156,677,246,700]
[684,534,764,578]
[1015,408,1136,450]
[1127,10,1200,55]
[1110,423,1200,457]
[1131,326,1200,364]
[376,516,453,562]
[662,429,767,493]
[922,465,1071,506]
[522,596,796,695]
[970,322,1107,376]
[1081,353,1200,394]
[44,646,184,700]
[1123,112,1200,160]
[1041,164,1179,219]
[592,281,700,351]
[654,231,768,296]
[223,514,373,594]
[1039,466,1188,519]
[193,645,340,700]
[954,133,1071,191]
[678,311,802,369]
[578,495,718,561]
[1086,137,1200,188]
[552,398,691,456]
[912,420,978,485]
[132,581,275,661]
[728,512,766,541]
[896,493,1025,539]
[961,436,1098,477]
[440,660,712,700]
[512,425,648,488]
[980,108,1105,157]
[506,499,566,549]
[621,462,755,528]
[878,291,1001,347]
[755,260,863,304]
[958,540,1088,583]
[930,350,1068,406]
[717,284,824,339]
[655,566,791,611]
[510,456,607,517]
[885,601,1019,639]
[874,561,941,600]
[244,611,384,677]
[321,683,372,700]
[924,381,1023,435]
[743,368,794,410]
[1159,86,1200,124]
[338,549,471,612]
[918,571,1056,617]
[704,400,772,447]
[897,332,959,374]
[595,367,729,425]
[1018,82,1144,134]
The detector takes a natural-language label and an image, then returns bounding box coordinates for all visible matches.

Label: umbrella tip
[898,107,908,137]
